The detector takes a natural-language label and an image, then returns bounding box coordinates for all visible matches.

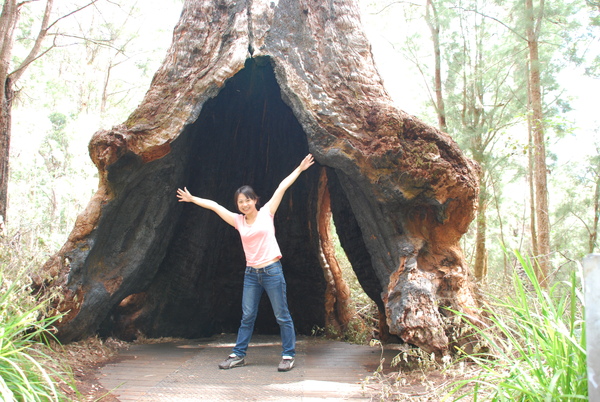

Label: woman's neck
[244,209,258,224]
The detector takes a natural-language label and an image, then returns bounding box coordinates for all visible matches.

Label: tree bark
[0,77,12,225]
[526,0,550,286]
[316,168,356,334]
[528,117,539,257]
[40,0,482,357]
[0,0,18,224]
[473,173,488,281]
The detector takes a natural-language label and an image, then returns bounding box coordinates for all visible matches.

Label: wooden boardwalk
[97,334,398,401]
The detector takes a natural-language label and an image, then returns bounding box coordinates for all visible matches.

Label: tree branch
[46,0,100,32]
[50,33,124,52]
[569,210,592,236]
[10,0,102,84]
[449,6,527,41]
[534,0,545,39]
[371,1,422,15]
[10,0,54,84]
[16,0,38,6]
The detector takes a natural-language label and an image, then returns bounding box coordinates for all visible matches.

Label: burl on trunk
[40,0,481,357]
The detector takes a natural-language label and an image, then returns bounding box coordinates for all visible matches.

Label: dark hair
[234,185,260,212]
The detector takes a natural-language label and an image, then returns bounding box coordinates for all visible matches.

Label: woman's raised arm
[265,154,314,215]
[177,187,237,227]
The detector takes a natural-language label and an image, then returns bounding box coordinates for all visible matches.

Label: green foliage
[446,250,587,401]
[552,140,600,256]
[360,0,598,284]
[9,111,97,253]
[0,267,70,401]
[3,0,597,398]
[8,0,183,249]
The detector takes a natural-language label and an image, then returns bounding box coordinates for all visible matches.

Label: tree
[589,151,600,253]
[444,1,525,282]
[553,144,600,257]
[38,0,482,357]
[0,0,98,225]
[425,0,447,132]
[393,0,526,281]
[524,0,551,286]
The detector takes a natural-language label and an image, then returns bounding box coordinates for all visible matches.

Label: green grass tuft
[0,268,71,401]
[445,250,587,401]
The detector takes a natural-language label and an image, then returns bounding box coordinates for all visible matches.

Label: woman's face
[237,194,257,215]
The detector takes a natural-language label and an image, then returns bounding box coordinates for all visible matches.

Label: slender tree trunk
[526,0,550,286]
[426,0,447,132]
[456,10,489,281]
[528,117,538,257]
[474,175,488,281]
[0,78,12,225]
[0,0,18,224]
[472,143,488,280]
[472,14,489,281]
[491,175,509,282]
[591,168,600,253]
[101,63,112,114]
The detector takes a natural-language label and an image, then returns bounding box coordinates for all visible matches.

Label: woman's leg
[232,268,263,357]
[262,261,296,357]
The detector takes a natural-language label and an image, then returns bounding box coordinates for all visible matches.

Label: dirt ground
[48,337,125,401]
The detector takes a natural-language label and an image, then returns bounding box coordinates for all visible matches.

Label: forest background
[2,0,599,291]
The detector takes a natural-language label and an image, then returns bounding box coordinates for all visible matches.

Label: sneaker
[218,354,245,369]
[278,357,295,372]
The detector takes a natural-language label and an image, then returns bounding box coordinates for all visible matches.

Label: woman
[176,154,314,372]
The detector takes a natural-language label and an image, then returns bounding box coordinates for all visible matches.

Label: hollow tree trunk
[39,0,481,357]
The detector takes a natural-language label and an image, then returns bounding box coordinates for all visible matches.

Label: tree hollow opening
[102,57,383,341]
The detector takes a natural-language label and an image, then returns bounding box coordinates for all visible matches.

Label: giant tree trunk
[40,0,481,357]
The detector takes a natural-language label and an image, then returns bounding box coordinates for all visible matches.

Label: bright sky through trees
[358,0,599,163]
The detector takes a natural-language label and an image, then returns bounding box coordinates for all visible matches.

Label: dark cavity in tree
[93,57,380,340]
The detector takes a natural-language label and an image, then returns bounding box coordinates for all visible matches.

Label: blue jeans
[232,261,296,357]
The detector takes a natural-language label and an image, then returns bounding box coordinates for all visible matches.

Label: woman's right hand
[176,188,236,227]
[177,187,193,202]
[299,154,314,171]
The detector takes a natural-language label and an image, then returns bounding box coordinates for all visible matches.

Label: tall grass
[0,271,66,401]
[0,239,72,402]
[446,251,587,401]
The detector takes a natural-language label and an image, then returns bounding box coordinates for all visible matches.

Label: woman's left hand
[177,187,193,202]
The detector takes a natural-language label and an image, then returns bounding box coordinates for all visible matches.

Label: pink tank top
[234,208,282,267]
